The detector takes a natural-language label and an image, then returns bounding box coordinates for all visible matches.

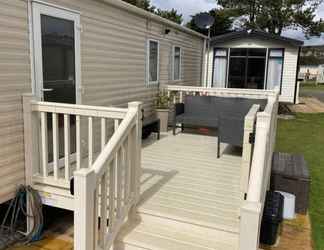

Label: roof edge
[101,0,207,39]
[211,30,304,47]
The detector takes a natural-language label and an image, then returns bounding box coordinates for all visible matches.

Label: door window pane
[148,40,159,83]
[41,14,76,104]
[247,58,266,89]
[173,46,181,80]
[230,48,247,57]
[228,58,246,88]
[248,48,267,57]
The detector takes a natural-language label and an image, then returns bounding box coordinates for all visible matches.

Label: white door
[32,2,81,104]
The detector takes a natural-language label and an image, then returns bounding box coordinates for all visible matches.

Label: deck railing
[23,94,129,190]
[166,85,278,103]
[74,102,142,250]
[23,94,142,250]
[239,94,279,250]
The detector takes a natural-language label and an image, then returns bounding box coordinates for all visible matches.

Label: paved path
[289,97,324,113]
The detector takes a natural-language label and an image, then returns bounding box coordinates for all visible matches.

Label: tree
[122,0,155,12]
[156,8,183,24]
[217,0,324,37]
[122,0,183,24]
[186,9,236,36]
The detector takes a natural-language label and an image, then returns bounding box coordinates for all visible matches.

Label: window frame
[227,48,267,89]
[265,48,285,93]
[172,45,182,81]
[146,39,160,86]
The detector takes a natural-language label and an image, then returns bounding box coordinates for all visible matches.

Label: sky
[151,0,324,46]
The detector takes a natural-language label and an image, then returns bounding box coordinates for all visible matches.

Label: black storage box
[260,191,284,246]
[271,152,310,214]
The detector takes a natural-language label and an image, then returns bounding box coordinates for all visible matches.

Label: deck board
[139,131,243,233]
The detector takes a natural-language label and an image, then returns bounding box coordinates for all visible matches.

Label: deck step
[116,215,238,250]
[138,202,239,233]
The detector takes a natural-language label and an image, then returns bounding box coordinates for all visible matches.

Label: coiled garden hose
[0,185,43,249]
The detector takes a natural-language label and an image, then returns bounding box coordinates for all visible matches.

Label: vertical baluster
[124,137,130,203]
[76,115,81,170]
[109,159,116,232]
[99,173,107,248]
[116,148,123,218]
[114,119,119,132]
[64,114,70,181]
[40,112,48,177]
[52,113,59,180]
[94,187,99,249]
[179,91,183,103]
[88,117,93,167]
[101,118,106,150]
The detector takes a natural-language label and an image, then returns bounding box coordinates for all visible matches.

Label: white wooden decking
[116,131,242,250]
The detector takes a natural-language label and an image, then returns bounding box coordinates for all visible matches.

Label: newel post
[128,102,142,207]
[239,201,262,250]
[22,93,39,186]
[23,94,40,234]
[74,169,96,250]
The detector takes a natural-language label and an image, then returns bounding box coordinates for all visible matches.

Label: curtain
[267,58,283,90]
[213,57,227,88]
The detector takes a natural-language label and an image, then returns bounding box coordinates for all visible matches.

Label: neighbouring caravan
[205,30,303,103]
[0,0,206,204]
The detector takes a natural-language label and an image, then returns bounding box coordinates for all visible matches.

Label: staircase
[115,133,241,250]
[116,211,239,250]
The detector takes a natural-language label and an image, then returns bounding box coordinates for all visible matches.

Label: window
[228,48,267,89]
[267,49,284,90]
[173,46,182,80]
[147,40,159,85]
[212,48,228,88]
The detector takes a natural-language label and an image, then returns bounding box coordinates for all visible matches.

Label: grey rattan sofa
[173,96,267,157]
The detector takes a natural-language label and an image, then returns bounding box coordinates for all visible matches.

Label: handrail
[73,101,142,250]
[31,101,128,119]
[239,93,279,250]
[166,85,278,98]
[91,108,137,180]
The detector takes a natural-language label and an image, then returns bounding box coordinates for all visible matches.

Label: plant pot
[156,109,169,132]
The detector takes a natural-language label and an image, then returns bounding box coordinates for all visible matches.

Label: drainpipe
[201,37,207,87]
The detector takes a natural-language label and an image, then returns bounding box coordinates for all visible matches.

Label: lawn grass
[300,82,324,91]
[276,113,324,250]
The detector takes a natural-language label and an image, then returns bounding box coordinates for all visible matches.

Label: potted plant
[155,90,171,132]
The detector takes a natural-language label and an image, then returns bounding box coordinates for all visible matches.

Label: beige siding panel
[0,0,30,204]
[206,38,299,103]
[43,0,204,114]
[0,0,203,205]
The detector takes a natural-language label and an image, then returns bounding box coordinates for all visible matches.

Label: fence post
[239,201,262,250]
[128,102,142,217]
[23,94,40,234]
[240,105,259,200]
[74,169,96,250]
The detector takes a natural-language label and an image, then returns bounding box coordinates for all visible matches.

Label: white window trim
[146,39,160,86]
[172,45,182,81]
[31,1,82,103]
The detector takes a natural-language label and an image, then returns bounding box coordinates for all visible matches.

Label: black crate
[271,152,310,214]
[260,191,284,246]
